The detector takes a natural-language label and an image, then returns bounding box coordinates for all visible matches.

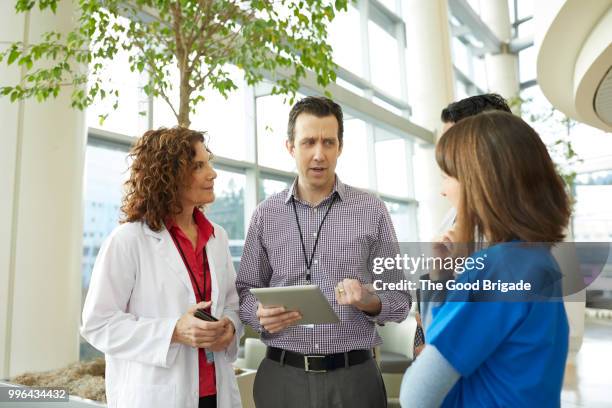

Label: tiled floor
[562,316,612,407]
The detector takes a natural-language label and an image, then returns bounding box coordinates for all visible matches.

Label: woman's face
[180,142,217,206]
[441,172,460,209]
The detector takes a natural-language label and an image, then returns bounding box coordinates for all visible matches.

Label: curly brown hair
[120,127,209,231]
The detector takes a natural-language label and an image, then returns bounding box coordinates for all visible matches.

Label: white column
[480,0,520,100]
[0,1,86,377]
[402,0,456,240]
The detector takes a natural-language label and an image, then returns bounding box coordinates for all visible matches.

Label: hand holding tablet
[250,285,340,327]
[256,304,303,333]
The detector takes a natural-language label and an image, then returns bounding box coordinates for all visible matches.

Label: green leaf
[7,48,20,65]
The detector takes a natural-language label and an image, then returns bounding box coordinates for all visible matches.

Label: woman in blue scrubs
[400,111,571,407]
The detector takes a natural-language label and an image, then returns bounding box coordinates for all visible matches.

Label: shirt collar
[285,175,345,204]
[165,207,215,241]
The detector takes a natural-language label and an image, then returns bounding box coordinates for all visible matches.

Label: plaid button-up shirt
[237,176,411,354]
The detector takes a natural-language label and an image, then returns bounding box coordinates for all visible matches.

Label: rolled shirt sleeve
[367,202,411,324]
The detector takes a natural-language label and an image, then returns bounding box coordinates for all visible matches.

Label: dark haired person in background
[401,111,570,407]
[237,96,411,407]
[440,92,511,133]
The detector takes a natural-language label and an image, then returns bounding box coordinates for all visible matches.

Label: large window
[207,169,247,270]
[327,4,362,77]
[518,46,537,84]
[336,118,370,189]
[82,141,129,293]
[368,20,401,99]
[573,171,612,242]
[326,0,409,115]
[80,139,129,360]
[375,127,412,197]
[451,37,471,77]
[207,169,246,240]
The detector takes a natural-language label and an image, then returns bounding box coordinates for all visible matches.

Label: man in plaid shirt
[236,96,411,407]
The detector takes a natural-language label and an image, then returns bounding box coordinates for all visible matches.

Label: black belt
[266,347,373,373]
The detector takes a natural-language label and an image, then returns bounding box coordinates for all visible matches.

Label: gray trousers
[253,356,387,408]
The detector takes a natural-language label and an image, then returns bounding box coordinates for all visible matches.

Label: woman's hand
[430,229,456,280]
[208,317,236,352]
[172,301,227,348]
[432,229,456,257]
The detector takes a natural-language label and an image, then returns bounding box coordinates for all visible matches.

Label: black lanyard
[169,231,207,302]
[291,193,337,282]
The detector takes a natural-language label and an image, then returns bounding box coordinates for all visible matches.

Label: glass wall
[81,142,129,295]
[448,12,487,98]
[336,118,369,189]
[255,94,300,172]
[573,171,612,242]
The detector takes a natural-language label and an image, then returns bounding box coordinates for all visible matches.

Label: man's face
[286,113,342,192]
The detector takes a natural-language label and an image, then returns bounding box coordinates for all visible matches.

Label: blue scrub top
[427,242,569,408]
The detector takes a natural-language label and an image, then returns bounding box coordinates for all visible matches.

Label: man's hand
[256,303,302,333]
[172,301,228,348]
[335,278,381,315]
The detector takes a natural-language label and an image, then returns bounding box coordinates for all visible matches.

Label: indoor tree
[1,0,348,128]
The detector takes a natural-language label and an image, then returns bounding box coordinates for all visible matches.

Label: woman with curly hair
[81,127,243,408]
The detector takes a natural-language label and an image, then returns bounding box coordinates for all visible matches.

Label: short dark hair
[287,96,344,147]
[440,93,511,123]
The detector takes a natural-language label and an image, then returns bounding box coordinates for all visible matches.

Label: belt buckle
[304,355,326,373]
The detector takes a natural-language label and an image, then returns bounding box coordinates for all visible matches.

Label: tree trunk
[178,71,191,128]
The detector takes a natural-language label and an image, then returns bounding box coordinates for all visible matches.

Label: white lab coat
[81,220,243,408]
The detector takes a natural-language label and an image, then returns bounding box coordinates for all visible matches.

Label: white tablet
[250,285,340,325]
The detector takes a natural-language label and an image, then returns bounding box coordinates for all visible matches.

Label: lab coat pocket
[118,383,176,408]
